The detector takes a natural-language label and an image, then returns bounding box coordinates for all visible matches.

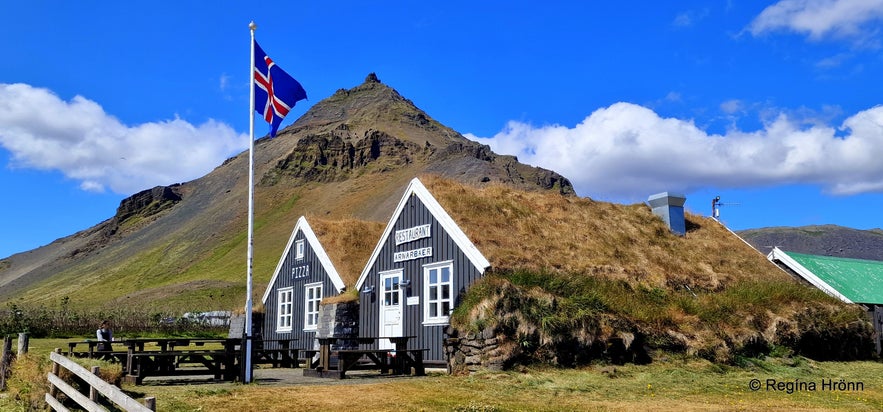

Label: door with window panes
[379,270,403,350]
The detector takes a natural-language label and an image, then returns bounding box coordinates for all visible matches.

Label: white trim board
[767,247,854,304]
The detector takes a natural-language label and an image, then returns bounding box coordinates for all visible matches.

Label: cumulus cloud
[465,102,883,200]
[720,99,744,114]
[0,83,247,194]
[748,0,883,43]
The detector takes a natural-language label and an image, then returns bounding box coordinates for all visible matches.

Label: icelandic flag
[254,40,307,137]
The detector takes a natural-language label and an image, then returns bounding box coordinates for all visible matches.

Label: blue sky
[2,1,883,259]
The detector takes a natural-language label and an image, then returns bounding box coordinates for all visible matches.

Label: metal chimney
[647,192,687,236]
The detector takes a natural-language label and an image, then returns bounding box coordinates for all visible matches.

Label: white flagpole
[244,20,257,384]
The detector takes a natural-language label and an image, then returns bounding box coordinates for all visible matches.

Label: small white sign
[407,296,420,306]
[395,224,432,245]
[393,247,433,262]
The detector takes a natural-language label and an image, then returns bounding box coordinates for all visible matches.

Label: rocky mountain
[0,73,572,310]
[738,225,883,261]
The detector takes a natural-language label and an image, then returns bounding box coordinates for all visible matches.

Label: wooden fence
[46,348,156,412]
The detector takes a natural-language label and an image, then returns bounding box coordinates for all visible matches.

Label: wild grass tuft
[453,267,872,365]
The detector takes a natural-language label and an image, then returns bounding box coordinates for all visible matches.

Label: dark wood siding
[263,231,336,350]
[359,193,484,362]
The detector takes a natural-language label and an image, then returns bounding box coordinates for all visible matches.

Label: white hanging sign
[395,224,431,245]
[393,247,433,262]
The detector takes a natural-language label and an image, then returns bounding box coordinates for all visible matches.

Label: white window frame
[423,260,454,325]
[276,287,293,332]
[295,239,305,260]
[304,282,323,331]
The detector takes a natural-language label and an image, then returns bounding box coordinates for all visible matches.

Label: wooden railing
[46,348,156,412]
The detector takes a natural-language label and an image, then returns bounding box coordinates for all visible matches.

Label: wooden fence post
[17,333,28,355]
[145,396,156,411]
[50,348,61,397]
[0,336,12,391]
[90,366,100,402]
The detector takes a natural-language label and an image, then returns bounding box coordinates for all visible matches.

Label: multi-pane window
[304,283,322,330]
[424,262,453,324]
[276,288,293,332]
[383,276,400,306]
[295,239,305,260]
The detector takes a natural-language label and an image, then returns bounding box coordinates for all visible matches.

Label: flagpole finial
[249,21,257,31]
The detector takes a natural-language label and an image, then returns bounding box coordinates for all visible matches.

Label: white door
[379,270,403,350]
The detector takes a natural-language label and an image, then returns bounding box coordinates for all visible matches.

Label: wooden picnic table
[66,340,129,363]
[306,336,426,379]
[251,338,299,368]
[66,337,301,384]
[121,337,242,384]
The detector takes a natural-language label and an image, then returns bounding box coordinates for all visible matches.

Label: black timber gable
[357,178,490,363]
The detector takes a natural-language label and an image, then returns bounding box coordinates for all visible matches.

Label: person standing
[96,320,113,351]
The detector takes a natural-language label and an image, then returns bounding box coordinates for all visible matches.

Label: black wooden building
[261,216,346,350]
[355,178,491,364]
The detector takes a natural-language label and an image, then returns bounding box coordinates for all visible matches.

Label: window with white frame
[304,282,322,330]
[295,239,305,260]
[423,261,454,325]
[276,287,293,332]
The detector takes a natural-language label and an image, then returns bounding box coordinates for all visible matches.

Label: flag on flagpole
[253,39,307,137]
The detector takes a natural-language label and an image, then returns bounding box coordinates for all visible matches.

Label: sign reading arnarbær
[393,247,433,262]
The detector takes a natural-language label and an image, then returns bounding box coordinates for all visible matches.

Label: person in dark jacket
[96,320,113,351]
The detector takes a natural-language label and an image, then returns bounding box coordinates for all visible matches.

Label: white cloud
[0,83,247,194]
[720,99,743,114]
[465,102,883,201]
[748,0,883,44]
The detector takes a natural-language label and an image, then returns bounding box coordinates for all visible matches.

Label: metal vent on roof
[647,192,687,236]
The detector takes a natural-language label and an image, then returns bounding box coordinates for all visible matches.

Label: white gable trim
[262,216,345,304]
[356,178,491,290]
[767,247,853,304]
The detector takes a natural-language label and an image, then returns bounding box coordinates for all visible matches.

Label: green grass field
[7,339,882,411]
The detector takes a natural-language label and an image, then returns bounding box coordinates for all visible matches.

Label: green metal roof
[778,249,883,305]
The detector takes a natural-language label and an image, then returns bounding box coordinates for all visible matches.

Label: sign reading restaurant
[395,224,431,245]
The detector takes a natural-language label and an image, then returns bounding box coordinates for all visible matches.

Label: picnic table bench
[251,339,299,368]
[122,338,242,384]
[303,336,427,379]
[126,349,238,384]
[67,337,304,384]
[66,340,130,366]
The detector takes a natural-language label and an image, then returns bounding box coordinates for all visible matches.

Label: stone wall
[444,325,652,373]
[443,326,511,374]
[317,302,359,350]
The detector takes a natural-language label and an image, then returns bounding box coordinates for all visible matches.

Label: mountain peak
[291,72,415,135]
[364,72,381,84]
[269,74,574,195]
